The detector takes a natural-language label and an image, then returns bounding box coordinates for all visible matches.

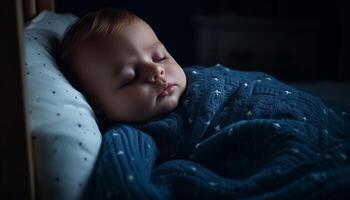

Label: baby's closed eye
[119,70,137,88]
[153,52,167,62]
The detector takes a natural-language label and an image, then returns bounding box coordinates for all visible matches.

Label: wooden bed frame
[1,0,54,199]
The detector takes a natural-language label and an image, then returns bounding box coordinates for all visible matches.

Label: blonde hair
[59,8,139,91]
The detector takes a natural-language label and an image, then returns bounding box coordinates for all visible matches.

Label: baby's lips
[156,79,167,92]
[159,83,175,97]
[158,82,168,95]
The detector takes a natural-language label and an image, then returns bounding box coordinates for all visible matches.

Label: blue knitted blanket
[92,65,350,199]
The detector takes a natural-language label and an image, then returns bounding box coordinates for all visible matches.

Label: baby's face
[73,19,187,122]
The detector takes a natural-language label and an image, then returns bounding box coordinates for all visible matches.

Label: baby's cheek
[130,90,154,111]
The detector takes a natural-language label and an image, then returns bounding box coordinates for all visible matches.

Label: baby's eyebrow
[148,41,163,51]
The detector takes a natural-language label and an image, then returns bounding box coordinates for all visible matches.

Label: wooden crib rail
[23,0,55,21]
[1,0,55,199]
[1,0,33,199]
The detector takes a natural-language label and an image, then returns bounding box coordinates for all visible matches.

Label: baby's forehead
[94,37,163,53]
[76,22,163,58]
[75,37,164,65]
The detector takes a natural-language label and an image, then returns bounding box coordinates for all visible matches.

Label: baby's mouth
[158,83,175,97]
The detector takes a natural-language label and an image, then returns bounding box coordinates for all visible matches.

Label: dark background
[56,0,350,82]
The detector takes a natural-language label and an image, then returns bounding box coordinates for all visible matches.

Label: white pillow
[25,11,102,200]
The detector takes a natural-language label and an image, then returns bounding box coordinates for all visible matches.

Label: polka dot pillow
[25,11,101,200]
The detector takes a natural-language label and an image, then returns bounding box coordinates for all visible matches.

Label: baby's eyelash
[119,74,136,88]
[154,55,167,62]
[152,50,168,62]
[119,81,128,88]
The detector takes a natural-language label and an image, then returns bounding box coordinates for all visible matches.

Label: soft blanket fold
[92,65,350,199]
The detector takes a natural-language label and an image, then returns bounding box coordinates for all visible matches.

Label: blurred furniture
[195,14,321,81]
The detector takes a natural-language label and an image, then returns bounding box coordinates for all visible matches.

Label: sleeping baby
[60,9,187,123]
[60,9,350,200]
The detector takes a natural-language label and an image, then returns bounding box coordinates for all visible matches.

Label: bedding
[93,65,350,199]
[25,11,102,200]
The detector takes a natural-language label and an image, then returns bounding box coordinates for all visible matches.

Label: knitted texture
[93,65,350,200]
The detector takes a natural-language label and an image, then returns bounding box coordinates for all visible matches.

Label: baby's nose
[147,64,165,82]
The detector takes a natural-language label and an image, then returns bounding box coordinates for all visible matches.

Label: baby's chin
[149,111,175,122]
[147,98,179,121]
